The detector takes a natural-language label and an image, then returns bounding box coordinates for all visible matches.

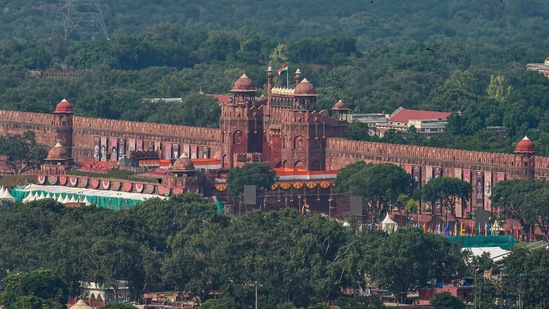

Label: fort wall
[72,117,222,162]
[0,110,56,144]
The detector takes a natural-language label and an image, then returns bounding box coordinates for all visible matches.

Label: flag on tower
[278,64,288,75]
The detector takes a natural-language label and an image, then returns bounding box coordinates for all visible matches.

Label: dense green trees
[0,269,68,309]
[0,131,48,174]
[226,163,277,200]
[0,196,473,308]
[421,177,472,221]
[491,179,549,238]
[334,163,411,223]
[430,292,466,309]
[503,248,549,308]
[369,229,465,304]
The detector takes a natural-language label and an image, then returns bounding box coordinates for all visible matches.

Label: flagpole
[286,65,289,88]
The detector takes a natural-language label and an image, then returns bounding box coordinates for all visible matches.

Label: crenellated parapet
[0,110,56,144]
[72,116,220,141]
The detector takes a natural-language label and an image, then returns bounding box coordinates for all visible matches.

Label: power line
[51,0,109,40]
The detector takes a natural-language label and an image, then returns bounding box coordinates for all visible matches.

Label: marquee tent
[0,186,15,202]
[11,184,167,210]
[381,213,398,233]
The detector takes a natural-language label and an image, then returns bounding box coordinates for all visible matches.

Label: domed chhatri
[515,136,536,154]
[53,99,74,114]
[231,74,256,93]
[172,153,195,172]
[46,142,70,161]
[332,100,350,111]
[294,78,317,96]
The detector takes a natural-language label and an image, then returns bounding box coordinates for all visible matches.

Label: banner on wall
[172,143,180,159]
[191,145,198,159]
[412,166,421,188]
[182,144,190,158]
[101,137,108,161]
[497,172,506,182]
[476,171,484,207]
[165,143,172,159]
[203,146,210,159]
[455,198,463,218]
[434,167,442,178]
[426,165,432,183]
[484,171,492,211]
[136,140,143,151]
[462,169,471,216]
[128,139,136,152]
[148,141,154,151]
[118,138,126,158]
[155,141,162,158]
[454,168,462,179]
[93,136,101,161]
[110,138,118,161]
[463,169,471,183]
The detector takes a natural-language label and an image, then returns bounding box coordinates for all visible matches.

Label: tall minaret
[52,99,74,159]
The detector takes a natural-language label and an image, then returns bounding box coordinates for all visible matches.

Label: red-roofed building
[206,94,231,104]
[373,106,451,137]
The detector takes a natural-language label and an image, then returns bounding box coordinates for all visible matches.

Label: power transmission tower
[52,0,109,40]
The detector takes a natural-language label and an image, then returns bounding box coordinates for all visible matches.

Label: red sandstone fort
[0,68,546,235]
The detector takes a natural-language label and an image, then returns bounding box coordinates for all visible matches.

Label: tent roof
[381,213,397,224]
[464,247,510,263]
[0,187,15,201]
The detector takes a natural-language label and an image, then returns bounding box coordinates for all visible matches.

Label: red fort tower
[220,67,348,170]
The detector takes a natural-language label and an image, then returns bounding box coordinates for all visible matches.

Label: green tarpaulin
[447,236,515,250]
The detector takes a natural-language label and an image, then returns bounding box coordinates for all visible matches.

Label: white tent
[0,187,15,202]
[381,213,398,233]
[23,191,36,203]
[83,196,92,206]
[61,195,70,204]
[15,184,168,208]
[464,247,510,263]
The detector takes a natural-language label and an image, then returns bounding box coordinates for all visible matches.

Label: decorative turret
[230,74,257,106]
[267,66,274,99]
[293,78,317,110]
[171,153,195,177]
[295,68,302,86]
[54,99,74,114]
[46,142,70,162]
[514,136,536,179]
[42,142,73,175]
[515,136,536,154]
[331,100,350,121]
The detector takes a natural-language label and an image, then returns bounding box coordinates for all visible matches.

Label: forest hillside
[1,0,549,154]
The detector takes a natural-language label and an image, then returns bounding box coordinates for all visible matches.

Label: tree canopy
[334,163,411,223]
[421,176,472,222]
[368,228,465,304]
[490,179,543,235]
[430,292,466,309]
[0,268,68,309]
[226,163,277,199]
[0,131,48,174]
